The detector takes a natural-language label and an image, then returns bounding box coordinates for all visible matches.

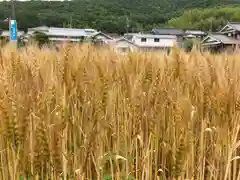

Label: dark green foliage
[32,32,49,46]
[0,1,239,33]
[0,36,8,46]
[183,39,193,52]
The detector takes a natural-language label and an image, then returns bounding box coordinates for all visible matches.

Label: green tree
[168,7,240,32]
[32,32,49,47]
[0,1,239,33]
[183,39,194,52]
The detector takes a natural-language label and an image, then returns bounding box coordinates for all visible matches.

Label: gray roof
[151,28,184,35]
[28,26,98,37]
[209,33,240,44]
[44,31,91,37]
[132,34,177,39]
[228,22,240,31]
[28,26,49,32]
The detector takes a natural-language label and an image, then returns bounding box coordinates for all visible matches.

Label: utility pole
[11,0,16,20]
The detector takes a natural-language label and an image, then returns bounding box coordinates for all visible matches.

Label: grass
[0,43,240,180]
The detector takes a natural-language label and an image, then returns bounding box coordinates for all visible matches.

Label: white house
[108,33,179,54]
[122,33,178,52]
[26,26,100,42]
[92,32,114,45]
[109,37,138,55]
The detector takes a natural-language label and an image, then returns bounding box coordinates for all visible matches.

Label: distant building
[124,33,179,51]
[184,30,206,39]
[132,34,178,50]
[108,33,179,54]
[28,26,49,34]
[219,22,240,40]
[92,32,114,45]
[109,38,138,55]
[201,22,240,53]
[26,26,100,42]
[151,28,185,47]
[201,33,240,53]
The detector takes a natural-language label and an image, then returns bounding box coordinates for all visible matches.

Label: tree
[168,7,240,32]
[183,39,194,52]
[32,31,49,47]
[0,1,239,33]
[0,36,8,46]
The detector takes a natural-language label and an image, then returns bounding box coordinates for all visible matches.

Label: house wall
[233,31,240,40]
[132,36,177,47]
[223,31,240,40]
[113,40,138,55]
[203,44,239,54]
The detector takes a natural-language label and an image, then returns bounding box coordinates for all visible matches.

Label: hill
[168,6,240,32]
[0,0,240,33]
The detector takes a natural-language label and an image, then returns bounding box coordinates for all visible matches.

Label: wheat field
[0,43,240,180]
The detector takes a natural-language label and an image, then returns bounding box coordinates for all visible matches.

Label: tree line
[0,0,239,34]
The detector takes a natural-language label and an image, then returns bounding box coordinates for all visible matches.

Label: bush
[183,39,194,52]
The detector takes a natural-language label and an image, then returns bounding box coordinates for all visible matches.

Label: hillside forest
[0,1,240,33]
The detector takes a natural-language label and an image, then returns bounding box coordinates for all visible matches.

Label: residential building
[26,26,99,42]
[27,26,49,34]
[92,32,114,45]
[219,22,240,40]
[108,33,179,54]
[109,38,138,55]
[201,22,240,53]
[201,33,240,53]
[184,30,206,39]
[151,28,185,47]
[124,33,179,51]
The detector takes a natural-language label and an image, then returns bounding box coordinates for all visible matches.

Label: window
[154,38,160,42]
[141,38,147,42]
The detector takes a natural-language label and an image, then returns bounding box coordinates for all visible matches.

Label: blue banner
[10,20,17,41]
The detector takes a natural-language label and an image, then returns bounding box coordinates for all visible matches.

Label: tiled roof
[132,34,177,39]
[209,33,240,44]
[228,22,240,31]
[28,26,98,37]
